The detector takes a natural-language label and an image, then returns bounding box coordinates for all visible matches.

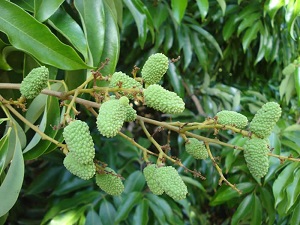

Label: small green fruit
[185,138,208,159]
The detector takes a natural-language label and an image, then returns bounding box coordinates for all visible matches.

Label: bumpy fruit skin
[97,99,127,137]
[95,167,124,196]
[243,138,269,178]
[143,84,185,114]
[155,166,188,200]
[185,138,208,159]
[249,102,282,138]
[63,120,95,164]
[124,104,137,122]
[143,164,164,195]
[20,66,49,99]
[216,110,248,129]
[109,72,142,99]
[63,152,96,180]
[142,53,169,85]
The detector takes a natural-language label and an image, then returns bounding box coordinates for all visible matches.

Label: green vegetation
[0,0,299,224]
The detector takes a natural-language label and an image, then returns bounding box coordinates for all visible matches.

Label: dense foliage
[0,0,300,224]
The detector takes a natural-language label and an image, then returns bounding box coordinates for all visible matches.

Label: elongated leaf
[123,0,147,48]
[42,191,100,224]
[0,1,90,70]
[147,200,167,225]
[210,182,255,206]
[273,162,299,207]
[85,209,102,225]
[217,0,226,15]
[0,130,10,175]
[190,24,223,58]
[124,171,145,194]
[242,20,263,51]
[250,195,262,225]
[294,65,300,105]
[231,194,254,225]
[285,168,300,213]
[167,63,185,98]
[49,206,86,225]
[114,192,143,224]
[74,0,105,66]
[98,1,120,75]
[259,187,276,225]
[182,26,192,70]
[34,0,64,22]
[48,7,89,60]
[290,202,300,225]
[171,0,188,24]
[196,0,209,20]
[0,128,24,217]
[100,200,116,225]
[132,199,149,225]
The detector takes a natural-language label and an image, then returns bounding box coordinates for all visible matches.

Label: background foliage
[0,0,300,224]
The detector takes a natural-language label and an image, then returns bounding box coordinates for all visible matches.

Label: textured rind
[249,102,282,138]
[95,167,124,196]
[63,152,96,180]
[124,104,137,122]
[142,53,169,85]
[109,72,142,99]
[20,66,49,99]
[243,138,269,178]
[143,84,185,114]
[216,110,248,129]
[143,164,164,195]
[63,120,95,164]
[185,138,208,159]
[155,166,188,200]
[97,99,127,137]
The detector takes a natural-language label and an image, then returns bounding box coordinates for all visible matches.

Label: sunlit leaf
[34,0,64,22]
[0,1,90,70]
[171,0,187,24]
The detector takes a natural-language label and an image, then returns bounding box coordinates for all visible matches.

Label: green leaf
[23,93,61,160]
[223,16,239,41]
[190,24,223,58]
[167,63,185,98]
[74,0,105,67]
[171,0,188,24]
[290,202,300,225]
[294,65,300,105]
[123,0,147,48]
[85,209,102,225]
[217,0,226,15]
[273,162,299,207]
[259,187,276,225]
[124,170,145,194]
[48,206,87,225]
[98,1,120,75]
[34,0,65,22]
[196,0,209,20]
[242,20,262,51]
[99,199,116,225]
[0,128,24,217]
[147,200,167,225]
[231,194,254,225]
[48,7,89,60]
[250,195,262,225]
[285,168,300,213]
[0,1,91,70]
[114,192,143,224]
[264,0,284,25]
[237,13,261,37]
[210,182,255,206]
[132,199,149,225]
[145,194,177,224]
[42,191,100,224]
[182,26,193,70]
[0,130,10,175]
[190,32,208,70]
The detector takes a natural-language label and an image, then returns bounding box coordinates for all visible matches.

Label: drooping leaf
[48,7,89,60]
[74,0,105,67]
[85,209,103,225]
[0,1,91,70]
[132,199,149,225]
[171,0,188,24]
[0,128,24,217]
[123,170,145,194]
[196,0,209,20]
[99,199,116,225]
[231,194,254,225]
[34,0,65,22]
[114,192,143,224]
